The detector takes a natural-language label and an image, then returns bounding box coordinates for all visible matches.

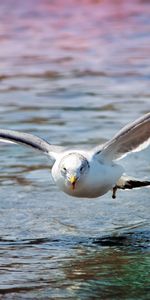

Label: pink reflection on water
[0,0,149,77]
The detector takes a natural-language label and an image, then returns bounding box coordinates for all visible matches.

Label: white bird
[0,113,150,199]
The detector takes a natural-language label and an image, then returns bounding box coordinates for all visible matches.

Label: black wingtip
[123,180,150,190]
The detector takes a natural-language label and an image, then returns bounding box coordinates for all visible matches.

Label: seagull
[0,113,150,199]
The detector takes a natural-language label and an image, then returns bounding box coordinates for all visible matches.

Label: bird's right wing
[0,129,65,160]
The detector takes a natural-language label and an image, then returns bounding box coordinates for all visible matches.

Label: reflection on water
[0,233,149,299]
[0,0,150,299]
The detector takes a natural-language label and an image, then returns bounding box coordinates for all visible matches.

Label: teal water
[0,0,150,299]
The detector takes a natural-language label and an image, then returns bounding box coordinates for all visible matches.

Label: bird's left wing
[93,112,150,161]
[0,129,64,160]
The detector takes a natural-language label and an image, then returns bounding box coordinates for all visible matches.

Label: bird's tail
[112,175,150,198]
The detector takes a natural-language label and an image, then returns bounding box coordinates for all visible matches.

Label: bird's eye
[80,166,84,172]
[63,167,67,172]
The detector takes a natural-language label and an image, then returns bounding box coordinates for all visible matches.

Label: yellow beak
[69,175,77,190]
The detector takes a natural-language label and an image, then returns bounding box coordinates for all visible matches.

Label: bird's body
[52,150,123,198]
[0,112,150,199]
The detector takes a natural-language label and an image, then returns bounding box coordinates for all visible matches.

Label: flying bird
[0,113,150,199]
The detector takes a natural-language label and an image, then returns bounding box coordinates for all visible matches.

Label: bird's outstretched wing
[0,129,64,160]
[94,112,150,161]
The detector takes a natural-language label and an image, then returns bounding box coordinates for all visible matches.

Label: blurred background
[0,0,150,299]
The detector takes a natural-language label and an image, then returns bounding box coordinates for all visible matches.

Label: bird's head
[59,153,90,190]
